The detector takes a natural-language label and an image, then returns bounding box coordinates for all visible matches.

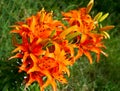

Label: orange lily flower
[62,7,108,64]
[11,8,65,42]
[62,8,95,33]
[75,33,106,63]
[10,9,72,91]
[9,37,44,60]
[20,43,71,91]
[9,0,112,90]
[62,8,108,63]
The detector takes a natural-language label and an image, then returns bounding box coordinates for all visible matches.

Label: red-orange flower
[10,9,72,91]
[75,33,106,64]
[9,37,44,61]
[62,8,95,33]
[11,8,65,42]
[9,0,113,90]
[19,43,71,91]
[62,7,107,63]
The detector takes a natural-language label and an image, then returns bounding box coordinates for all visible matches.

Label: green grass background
[0,0,120,91]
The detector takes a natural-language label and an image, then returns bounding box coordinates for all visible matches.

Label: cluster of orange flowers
[9,0,114,91]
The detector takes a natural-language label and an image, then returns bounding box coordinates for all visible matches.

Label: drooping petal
[81,34,87,43]
[9,53,23,60]
[12,46,25,53]
[52,72,67,84]
[84,51,93,64]
[23,52,29,62]
[40,70,54,91]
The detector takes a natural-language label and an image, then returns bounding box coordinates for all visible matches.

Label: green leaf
[34,83,40,91]
[50,30,56,38]
[2,83,9,91]
[59,25,78,39]
[66,31,81,41]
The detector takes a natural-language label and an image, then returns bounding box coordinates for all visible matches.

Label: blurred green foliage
[0,0,120,91]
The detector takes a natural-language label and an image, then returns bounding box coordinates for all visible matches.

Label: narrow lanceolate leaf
[86,0,94,13]
[100,25,115,31]
[59,25,78,39]
[94,12,103,21]
[99,13,109,22]
[50,30,56,38]
[66,31,81,41]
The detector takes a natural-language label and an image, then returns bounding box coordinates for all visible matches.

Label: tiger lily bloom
[10,9,72,91]
[22,43,71,91]
[75,33,106,63]
[11,8,65,42]
[9,0,113,90]
[62,8,95,33]
[62,6,108,63]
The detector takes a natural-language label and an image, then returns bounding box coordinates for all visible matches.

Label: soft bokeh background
[0,0,120,91]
